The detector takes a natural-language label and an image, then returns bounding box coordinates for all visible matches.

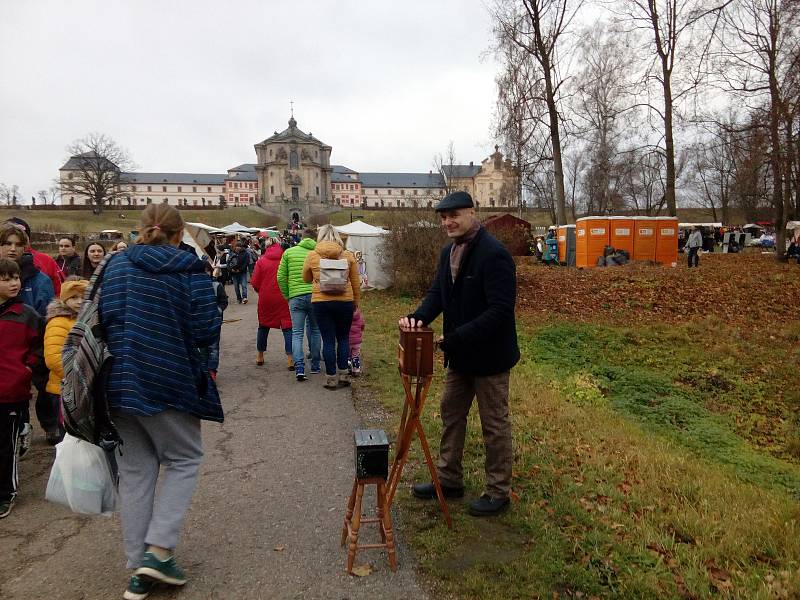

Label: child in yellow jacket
[43,277,87,445]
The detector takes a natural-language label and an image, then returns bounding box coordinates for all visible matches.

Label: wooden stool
[340,477,398,574]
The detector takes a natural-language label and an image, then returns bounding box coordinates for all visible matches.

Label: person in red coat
[251,241,293,369]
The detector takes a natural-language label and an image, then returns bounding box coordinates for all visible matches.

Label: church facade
[58,116,518,215]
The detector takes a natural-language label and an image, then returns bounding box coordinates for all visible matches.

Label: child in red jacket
[348,307,365,375]
[0,258,45,519]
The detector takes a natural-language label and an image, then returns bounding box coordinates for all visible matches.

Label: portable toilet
[633,217,657,261]
[655,216,679,266]
[575,220,588,267]
[576,217,610,268]
[608,216,635,256]
[557,224,576,266]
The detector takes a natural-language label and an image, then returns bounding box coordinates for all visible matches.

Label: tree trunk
[662,67,677,216]
[544,73,567,224]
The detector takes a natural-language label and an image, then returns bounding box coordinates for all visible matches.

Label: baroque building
[58,116,518,214]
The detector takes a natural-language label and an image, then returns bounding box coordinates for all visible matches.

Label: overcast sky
[0,0,501,202]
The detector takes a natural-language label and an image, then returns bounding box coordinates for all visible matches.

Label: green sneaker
[135,552,186,586]
[123,575,154,600]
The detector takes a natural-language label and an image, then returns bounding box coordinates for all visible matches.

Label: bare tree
[714,0,800,256]
[0,183,20,206]
[617,0,732,216]
[433,141,458,194]
[48,184,60,205]
[492,0,584,225]
[59,133,134,213]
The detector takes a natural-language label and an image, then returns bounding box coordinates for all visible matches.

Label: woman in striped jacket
[99,203,222,600]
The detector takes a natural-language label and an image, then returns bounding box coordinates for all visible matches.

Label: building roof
[60,151,120,172]
[228,163,256,172]
[120,172,227,185]
[331,172,359,183]
[332,165,358,174]
[442,164,481,178]
[257,117,329,147]
[360,172,445,189]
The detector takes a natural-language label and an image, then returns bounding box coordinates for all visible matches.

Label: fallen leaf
[351,564,372,577]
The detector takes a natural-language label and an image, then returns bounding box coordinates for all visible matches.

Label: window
[194,199,198,206]
[290,151,299,169]
[192,186,197,192]
[413,189,418,195]
[131,185,137,192]
[291,187,299,201]
[67,172,74,180]
[270,185,274,194]
[177,186,182,192]
[207,187,212,192]
[374,189,378,195]
[401,189,405,195]
[147,186,152,192]
[387,189,392,195]
[269,149,273,157]
[489,182,494,190]
[350,184,354,190]
[162,186,167,192]
[249,183,253,189]
[69,196,74,205]
[316,186,320,195]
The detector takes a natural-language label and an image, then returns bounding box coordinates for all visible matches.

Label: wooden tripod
[386,335,453,529]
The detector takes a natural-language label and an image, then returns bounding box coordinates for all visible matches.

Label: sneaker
[286,355,294,371]
[468,493,510,517]
[0,499,14,519]
[242,298,248,304]
[134,552,187,586]
[123,575,154,600]
[296,367,307,382]
[412,482,464,500]
[352,356,362,374]
[309,364,321,375]
[18,423,31,458]
[256,351,264,366]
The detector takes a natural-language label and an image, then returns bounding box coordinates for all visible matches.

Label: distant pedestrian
[348,307,365,375]
[199,261,227,382]
[98,204,223,600]
[687,226,702,268]
[80,242,107,279]
[302,224,360,390]
[251,240,293,369]
[54,237,82,279]
[0,257,45,519]
[229,241,250,304]
[43,277,88,445]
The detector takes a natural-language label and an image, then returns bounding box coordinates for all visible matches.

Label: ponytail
[137,203,184,246]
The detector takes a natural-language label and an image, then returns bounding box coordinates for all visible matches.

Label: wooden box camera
[354,429,389,479]
[398,326,434,377]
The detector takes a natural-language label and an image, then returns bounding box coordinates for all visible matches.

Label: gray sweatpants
[112,409,203,569]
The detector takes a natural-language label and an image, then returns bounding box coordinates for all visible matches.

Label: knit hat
[60,279,88,302]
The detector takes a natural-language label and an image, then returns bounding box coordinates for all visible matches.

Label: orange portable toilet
[586,217,610,267]
[609,216,635,256]
[655,216,679,266]
[557,226,567,263]
[633,217,657,262]
[575,219,589,267]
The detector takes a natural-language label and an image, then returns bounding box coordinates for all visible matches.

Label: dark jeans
[232,271,248,302]
[313,301,353,376]
[37,391,61,433]
[687,247,699,268]
[198,334,221,372]
[257,326,292,354]
[0,402,25,502]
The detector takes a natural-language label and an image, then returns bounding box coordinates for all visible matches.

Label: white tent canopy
[221,222,259,234]
[679,222,722,228]
[334,220,391,290]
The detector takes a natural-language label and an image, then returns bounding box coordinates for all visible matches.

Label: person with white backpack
[301,225,360,390]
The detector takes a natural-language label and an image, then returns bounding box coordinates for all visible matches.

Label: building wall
[255,141,331,203]
[361,186,444,209]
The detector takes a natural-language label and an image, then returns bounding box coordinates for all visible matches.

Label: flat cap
[434,191,474,212]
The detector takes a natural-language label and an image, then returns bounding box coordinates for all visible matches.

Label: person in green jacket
[277,228,322,381]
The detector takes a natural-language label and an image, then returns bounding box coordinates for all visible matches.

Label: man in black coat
[399,191,520,516]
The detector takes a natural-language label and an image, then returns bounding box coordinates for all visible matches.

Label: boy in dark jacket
[0,258,45,518]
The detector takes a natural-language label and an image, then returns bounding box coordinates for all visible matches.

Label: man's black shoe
[468,493,510,516]
[411,482,464,500]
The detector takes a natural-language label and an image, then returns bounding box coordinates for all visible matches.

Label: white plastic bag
[46,433,118,516]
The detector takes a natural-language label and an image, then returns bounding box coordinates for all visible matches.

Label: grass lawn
[356,253,800,599]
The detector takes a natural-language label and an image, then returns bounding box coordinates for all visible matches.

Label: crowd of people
[1,191,516,599]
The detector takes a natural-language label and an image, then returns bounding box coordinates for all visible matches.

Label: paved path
[0,299,427,600]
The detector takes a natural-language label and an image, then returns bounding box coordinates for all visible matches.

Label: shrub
[378,210,447,295]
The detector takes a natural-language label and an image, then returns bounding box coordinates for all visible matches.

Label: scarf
[449,220,481,283]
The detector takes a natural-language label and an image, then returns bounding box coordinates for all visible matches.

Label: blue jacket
[18,253,54,317]
[99,244,223,422]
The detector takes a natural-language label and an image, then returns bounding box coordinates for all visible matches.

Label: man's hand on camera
[398,316,425,328]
